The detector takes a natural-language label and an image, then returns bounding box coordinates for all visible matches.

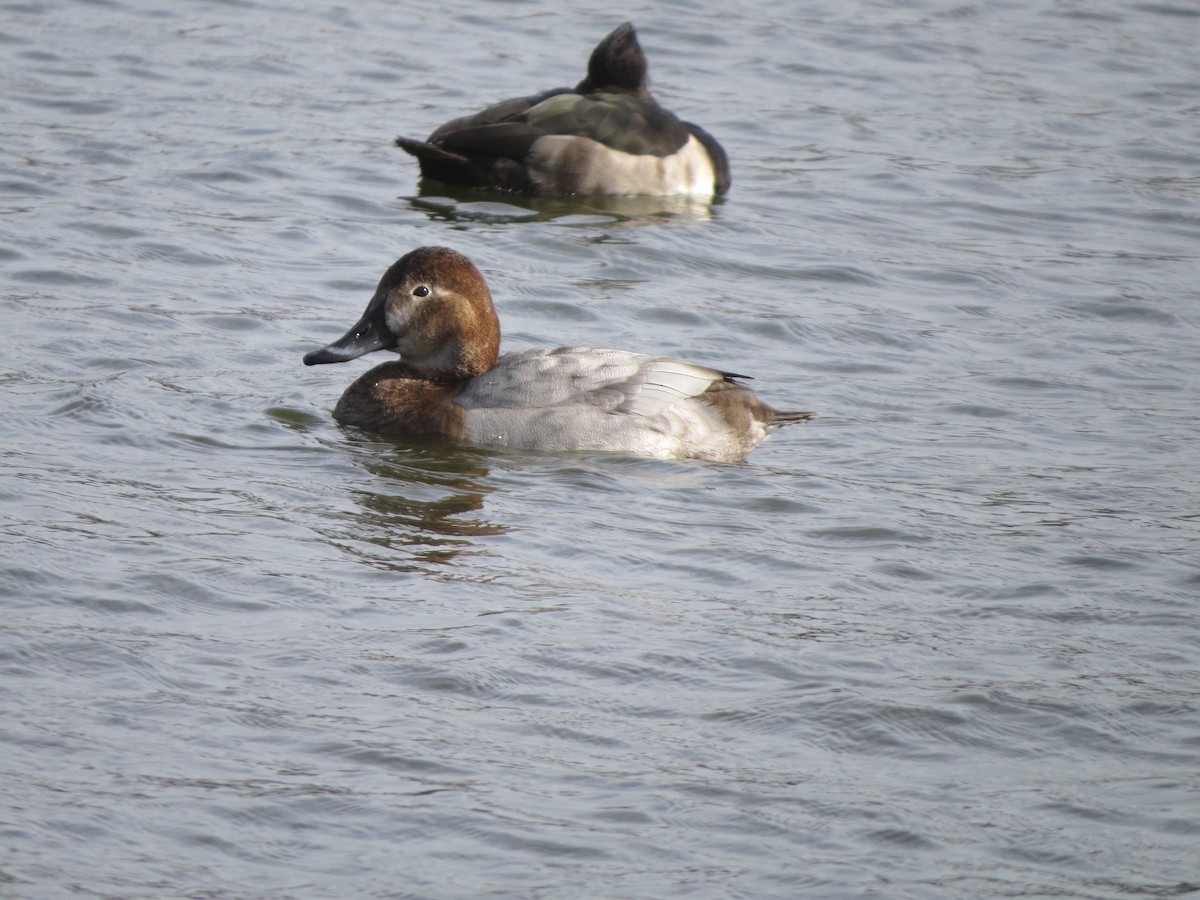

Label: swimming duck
[394,22,731,198]
[303,247,811,462]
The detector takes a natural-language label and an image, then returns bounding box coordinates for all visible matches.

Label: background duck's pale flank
[2,0,1198,896]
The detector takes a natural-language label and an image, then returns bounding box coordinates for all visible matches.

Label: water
[2,0,1198,896]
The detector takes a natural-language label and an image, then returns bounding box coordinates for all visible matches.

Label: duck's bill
[303,309,393,366]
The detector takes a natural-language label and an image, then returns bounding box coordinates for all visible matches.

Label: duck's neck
[406,335,498,384]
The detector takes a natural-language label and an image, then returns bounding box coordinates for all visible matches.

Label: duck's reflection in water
[404,181,720,227]
[335,435,503,572]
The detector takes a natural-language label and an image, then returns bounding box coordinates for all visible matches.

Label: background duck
[304,247,809,462]
[394,23,731,198]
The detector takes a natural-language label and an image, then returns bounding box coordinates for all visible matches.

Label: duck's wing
[402,91,692,162]
[522,93,692,156]
[396,88,565,156]
[456,348,729,413]
[395,88,571,188]
[611,356,731,416]
[454,348,632,409]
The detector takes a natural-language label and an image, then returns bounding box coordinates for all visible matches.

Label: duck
[303,247,811,462]
[394,22,731,198]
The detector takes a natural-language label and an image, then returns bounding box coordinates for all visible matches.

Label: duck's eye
[413,285,431,298]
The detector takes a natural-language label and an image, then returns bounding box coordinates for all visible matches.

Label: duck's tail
[772,410,817,427]
[395,136,468,164]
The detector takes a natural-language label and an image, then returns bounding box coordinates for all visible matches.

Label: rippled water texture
[2,0,1199,896]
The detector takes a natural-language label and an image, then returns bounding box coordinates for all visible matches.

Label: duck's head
[576,22,649,96]
[304,247,501,382]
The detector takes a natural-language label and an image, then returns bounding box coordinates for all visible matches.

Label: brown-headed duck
[303,247,811,462]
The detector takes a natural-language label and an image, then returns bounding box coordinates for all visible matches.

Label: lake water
[2,0,1198,896]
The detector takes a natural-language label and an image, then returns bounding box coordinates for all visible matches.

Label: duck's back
[455,347,787,461]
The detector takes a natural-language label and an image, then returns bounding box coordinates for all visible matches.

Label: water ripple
[2,1,1199,897]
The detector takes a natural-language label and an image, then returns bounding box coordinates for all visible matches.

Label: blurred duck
[303,247,810,462]
[395,23,730,198]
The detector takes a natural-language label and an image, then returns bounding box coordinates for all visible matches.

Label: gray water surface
[2,0,1199,897]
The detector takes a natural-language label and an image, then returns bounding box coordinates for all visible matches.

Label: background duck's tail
[395,136,468,164]
[772,410,816,427]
